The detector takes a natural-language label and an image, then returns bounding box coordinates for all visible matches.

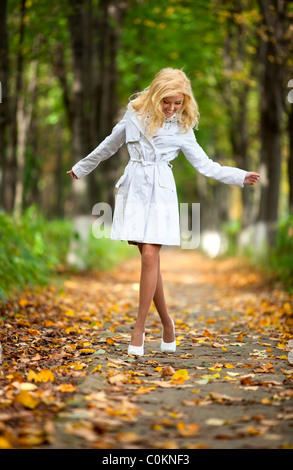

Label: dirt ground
[1,247,293,451]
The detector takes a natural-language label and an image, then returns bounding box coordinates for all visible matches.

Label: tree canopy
[0,0,292,243]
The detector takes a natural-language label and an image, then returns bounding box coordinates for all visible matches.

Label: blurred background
[0,0,292,300]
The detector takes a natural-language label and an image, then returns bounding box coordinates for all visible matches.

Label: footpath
[0,248,292,450]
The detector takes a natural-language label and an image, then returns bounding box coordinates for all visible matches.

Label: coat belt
[130,158,173,182]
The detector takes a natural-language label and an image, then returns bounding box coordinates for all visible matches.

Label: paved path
[44,248,293,450]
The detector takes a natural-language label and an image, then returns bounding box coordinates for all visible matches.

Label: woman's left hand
[244,172,260,185]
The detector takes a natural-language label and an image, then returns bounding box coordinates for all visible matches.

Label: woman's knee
[141,244,161,269]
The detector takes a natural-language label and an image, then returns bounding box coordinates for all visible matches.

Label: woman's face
[162,94,184,118]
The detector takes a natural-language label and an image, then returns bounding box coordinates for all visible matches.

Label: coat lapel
[127,107,160,156]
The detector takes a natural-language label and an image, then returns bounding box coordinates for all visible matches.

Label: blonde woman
[68,68,260,357]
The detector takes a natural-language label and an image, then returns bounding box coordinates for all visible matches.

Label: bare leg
[153,258,175,343]
[130,244,174,346]
[130,243,161,346]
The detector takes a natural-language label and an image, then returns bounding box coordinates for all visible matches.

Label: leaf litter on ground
[0,250,292,449]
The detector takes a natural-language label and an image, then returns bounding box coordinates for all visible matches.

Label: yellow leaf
[73,363,84,370]
[171,369,190,381]
[58,384,76,393]
[27,370,39,382]
[261,397,272,405]
[37,370,55,383]
[224,364,235,369]
[177,421,200,437]
[91,365,102,372]
[19,298,29,307]
[134,386,156,394]
[80,348,95,354]
[277,343,286,349]
[14,391,39,409]
[106,362,122,368]
[283,302,292,315]
[206,318,216,324]
[106,337,114,345]
[0,437,12,449]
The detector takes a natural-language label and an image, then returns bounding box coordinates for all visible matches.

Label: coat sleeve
[180,129,247,187]
[72,112,127,179]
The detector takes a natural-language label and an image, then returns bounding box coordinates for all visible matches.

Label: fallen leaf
[14,391,40,409]
[28,369,54,383]
[58,384,77,392]
[171,369,190,382]
[177,421,200,437]
[161,366,175,377]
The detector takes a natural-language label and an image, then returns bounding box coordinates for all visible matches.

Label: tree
[60,0,125,212]
[257,0,290,245]
[0,0,9,208]
[213,0,260,228]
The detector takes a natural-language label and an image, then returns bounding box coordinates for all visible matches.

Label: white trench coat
[72,104,247,246]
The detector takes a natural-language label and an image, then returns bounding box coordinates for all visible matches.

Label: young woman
[68,68,260,357]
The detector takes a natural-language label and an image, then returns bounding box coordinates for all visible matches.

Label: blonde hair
[130,68,199,136]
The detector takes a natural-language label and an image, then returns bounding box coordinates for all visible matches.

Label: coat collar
[127,104,158,151]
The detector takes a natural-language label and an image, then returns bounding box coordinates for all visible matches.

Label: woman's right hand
[67,170,78,179]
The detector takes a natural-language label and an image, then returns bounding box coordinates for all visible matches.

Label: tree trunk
[288,105,293,214]
[219,0,256,229]
[91,0,124,209]
[66,0,91,213]
[0,0,9,210]
[14,40,39,216]
[4,0,26,213]
[66,0,125,214]
[257,0,287,246]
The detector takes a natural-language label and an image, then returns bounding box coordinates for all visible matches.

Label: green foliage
[0,208,69,302]
[221,219,242,256]
[268,215,293,287]
[85,234,134,271]
[0,207,133,303]
[221,215,293,288]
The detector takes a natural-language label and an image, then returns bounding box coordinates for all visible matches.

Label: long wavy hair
[130,68,199,136]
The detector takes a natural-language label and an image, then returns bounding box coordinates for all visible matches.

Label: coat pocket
[115,171,129,188]
[158,166,176,192]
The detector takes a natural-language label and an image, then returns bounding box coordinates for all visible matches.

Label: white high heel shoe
[128,333,145,356]
[161,319,176,353]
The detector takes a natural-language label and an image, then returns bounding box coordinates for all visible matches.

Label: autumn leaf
[1,247,292,449]
[240,377,255,386]
[106,337,114,346]
[206,418,227,426]
[28,369,54,383]
[177,421,200,437]
[14,391,40,409]
[79,348,95,354]
[161,366,175,377]
[58,384,77,393]
[134,386,156,394]
[171,369,190,383]
[0,437,12,449]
